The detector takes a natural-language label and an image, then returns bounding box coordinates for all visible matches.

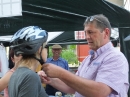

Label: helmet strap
[33,45,45,65]
[33,56,44,65]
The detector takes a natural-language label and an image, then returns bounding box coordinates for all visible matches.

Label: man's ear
[104,28,110,39]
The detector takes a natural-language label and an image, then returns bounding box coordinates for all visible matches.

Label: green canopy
[0,0,130,35]
[0,0,129,46]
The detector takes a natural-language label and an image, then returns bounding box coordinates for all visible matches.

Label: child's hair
[9,49,14,59]
[16,50,41,68]
[9,49,14,69]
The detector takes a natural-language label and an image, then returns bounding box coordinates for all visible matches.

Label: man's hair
[84,14,111,36]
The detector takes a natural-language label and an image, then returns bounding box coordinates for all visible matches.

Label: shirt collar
[51,57,62,61]
[89,42,113,59]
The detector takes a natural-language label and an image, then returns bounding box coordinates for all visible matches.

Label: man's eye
[88,31,93,34]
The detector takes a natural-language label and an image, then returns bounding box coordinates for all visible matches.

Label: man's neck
[53,56,60,60]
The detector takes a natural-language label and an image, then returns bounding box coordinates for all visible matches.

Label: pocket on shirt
[83,64,100,80]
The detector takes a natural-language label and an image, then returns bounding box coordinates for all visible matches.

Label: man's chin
[54,55,60,57]
[88,46,95,50]
[88,45,93,49]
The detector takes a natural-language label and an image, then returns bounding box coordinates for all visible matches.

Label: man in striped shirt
[41,14,129,97]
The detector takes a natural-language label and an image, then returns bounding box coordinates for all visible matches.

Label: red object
[77,45,90,62]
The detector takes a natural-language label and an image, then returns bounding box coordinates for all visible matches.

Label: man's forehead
[84,23,96,30]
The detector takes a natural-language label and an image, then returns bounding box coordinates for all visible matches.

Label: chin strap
[33,45,45,65]
[33,55,45,65]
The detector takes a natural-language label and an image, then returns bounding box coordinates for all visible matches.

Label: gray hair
[84,14,111,36]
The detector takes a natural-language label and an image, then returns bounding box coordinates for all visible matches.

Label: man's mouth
[55,53,59,55]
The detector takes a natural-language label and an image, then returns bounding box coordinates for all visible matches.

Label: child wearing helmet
[8,26,48,97]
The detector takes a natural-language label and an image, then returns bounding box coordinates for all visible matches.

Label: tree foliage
[61,49,78,64]
[48,45,78,65]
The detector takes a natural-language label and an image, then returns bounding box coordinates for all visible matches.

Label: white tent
[0,31,64,43]
[0,44,9,77]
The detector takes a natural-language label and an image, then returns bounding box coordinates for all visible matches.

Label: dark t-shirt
[8,67,48,97]
[45,85,58,96]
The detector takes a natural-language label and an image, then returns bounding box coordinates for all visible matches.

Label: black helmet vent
[24,45,33,50]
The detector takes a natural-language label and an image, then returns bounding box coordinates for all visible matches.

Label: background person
[4,49,22,97]
[8,26,48,97]
[45,44,69,96]
[40,14,129,97]
[0,49,22,97]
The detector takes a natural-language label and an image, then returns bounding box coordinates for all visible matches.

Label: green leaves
[62,49,78,64]
[48,45,78,65]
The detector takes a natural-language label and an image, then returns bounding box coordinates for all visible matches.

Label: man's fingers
[42,64,48,70]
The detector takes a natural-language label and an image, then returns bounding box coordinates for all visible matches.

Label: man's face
[52,48,62,57]
[84,23,106,50]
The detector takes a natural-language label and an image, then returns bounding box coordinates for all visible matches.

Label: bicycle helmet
[10,26,48,55]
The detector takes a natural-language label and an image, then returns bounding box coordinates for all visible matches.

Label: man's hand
[0,94,3,97]
[37,70,51,84]
[42,63,65,78]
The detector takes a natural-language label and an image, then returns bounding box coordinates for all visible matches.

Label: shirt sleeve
[95,53,129,95]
